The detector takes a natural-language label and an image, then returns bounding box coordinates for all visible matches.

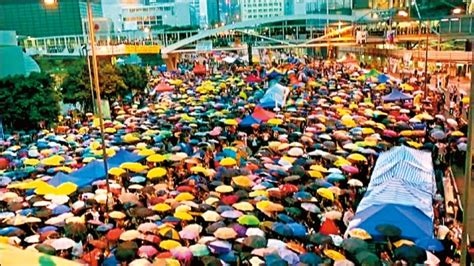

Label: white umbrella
[347,179,364,187]
[51,238,75,250]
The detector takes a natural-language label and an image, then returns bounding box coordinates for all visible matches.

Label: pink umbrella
[138,245,158,258]
[171,246,193,261]
[179,224,202,240]
[341,165,359,174]
[383,129,399,138]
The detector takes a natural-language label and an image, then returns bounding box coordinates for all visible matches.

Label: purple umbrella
[221,210,243,219]
[231,224,248,237]
[208,240,232,254]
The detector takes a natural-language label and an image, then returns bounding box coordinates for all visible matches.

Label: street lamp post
[45,0,110,207]
[85,0,110,207]
[81,44,96,114]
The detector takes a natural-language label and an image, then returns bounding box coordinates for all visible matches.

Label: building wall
[207,0,220,26]
[0,0,84,37]
[240,0,284,21]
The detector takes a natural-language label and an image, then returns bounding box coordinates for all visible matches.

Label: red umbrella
[319,219,339,235]
[156,251,173,258]
[90,239,108,249]
[106,228,124,241]
[341,165,359,174]
[245,75,262,83]
[141,234,161,244]
[221,195,239,205]
[82,248,102,266]
[155,82,173,93]
[383,130,398,138]
[279,184,299,194]
[138,245,158,258]
[176,186,195,193]
[193,64,206,75]
[0,157,9,170]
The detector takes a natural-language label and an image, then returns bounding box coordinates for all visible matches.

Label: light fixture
[452,8,462,15]
[397,10,409,17]
[44,0,56,5]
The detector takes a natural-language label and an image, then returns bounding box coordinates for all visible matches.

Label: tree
[0,72,61,130]
[98,61,128,98]
[118,64,149,93]
[61,61,94,111]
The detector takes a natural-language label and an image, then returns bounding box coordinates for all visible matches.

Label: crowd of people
[0,56,470,266]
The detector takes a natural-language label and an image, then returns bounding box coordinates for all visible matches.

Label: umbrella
[35,244,56,255]
[301,203,321,213]
[159,227,180,240]
[120,230,142,241]
[355,251,381,265]
[179,224,202,240]
[308,233,332,245]
[342,238,369,254]
[375,224,401,238]
[138,245,158,258]
[347,179,363,187]
[201,210,221,222]
[237,215,260,226]
[394,245,427,264]
[171,246,193,261]
[299,252,322,266]
[208,240,232,254]
[243,235,267,248]
[272,222,293,237]
[51,237,75,250]
[160,240,182,250]
[189,244,210,257]
[287,223,307,237]
[137,222,159,233]
[107,228,124,241]
[213,227,238,240]
[116,242,138,262]
[348,228,371,240]
[317,188,334,201]
[323,249,346,261]
[147,167,167,179]
[153,203,172,212]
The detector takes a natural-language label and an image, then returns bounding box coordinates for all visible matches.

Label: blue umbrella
[97,223,114,232]
[17,208,34,216]
[0,226,21,236]
[293,191,312,200]
[287,223,307,237]
[327,173,346,183]
[0,211,15,219]
[277,214,295,223]
[0,176,12,186]
[299,252,322,266]
[219,250,237,263]
[272,222,293,237]
[38,226,58,234]
[52,205,71,215]
[415,237,444,252]
[130,176,146,183]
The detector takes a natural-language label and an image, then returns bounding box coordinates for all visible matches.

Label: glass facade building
[0,0,102,37]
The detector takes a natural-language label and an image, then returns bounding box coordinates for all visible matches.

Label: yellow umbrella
[54,182,78,195]
[83,157,96,163]
[310,165,327,172]
[109,211,126,219]
[232,202,255,211]
[147,154,166,163]
[215,185,234,193]
[24,158,40,166]
[108,167,126,176]
[393,239,415,248]
[361,128,375,135]
[175,192,195,202]
[41,155,65,166]
[0,243,82,266]
[223,119,238,126]
[317,188,334,201]
[267,118,283,125]
[256,200,284,212]
[120,162,148,173]
[232,175,253,187]
[138,149,155,157]
[174,212,193,221]
[462,96,470,104]
[400,83,414,91]
[123,134,140,143]
[153,203,172,212]
[159,227,180,240]
[92,148,116,158]
[324,249,346,261]
[348,228,372,240]
[159,240,182,250]
[104,127,116,134]
[399,130,413,137]
[191,166,208,174]
[452,131,464,137]
[55,166,73,173]
[220,157,237,167]
[308,170,323,179]
[334,157,352,167]
[147,167,167,179]
[406,141,422,149]
[249,190,268,198]
[347,153,367,162]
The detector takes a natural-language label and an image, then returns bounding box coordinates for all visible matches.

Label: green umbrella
[356,251,381,266]
[237,215,260,226]
[308,233,333,245]
[35,244,56,255]
[342,238,369,254]
[375,224,401,238]
[285,207,302,217]
[242,235,267,249]
[200,256,223,266]
[394,245,427,264]
[190,244,210,257]
[116,242,138,262]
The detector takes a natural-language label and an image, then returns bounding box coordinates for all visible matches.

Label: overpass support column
[162,53,180,71]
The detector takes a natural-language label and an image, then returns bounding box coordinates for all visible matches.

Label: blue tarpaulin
[260,83,289,108]
[49,150,143,188]
[382,89,413,102]
[347,204,433,241]
[239,115,261,127]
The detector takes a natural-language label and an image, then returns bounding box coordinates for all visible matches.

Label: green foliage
[118,64,149,93]
[60,61,93,111]
[98,61,128,97]
[0,72,61,130]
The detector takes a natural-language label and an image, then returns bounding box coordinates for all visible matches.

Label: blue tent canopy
[377,74,390,83]
[107,149,143,167]
[49,150,144,188]
[348,204,433,241]
[239,115,261,127]
[382,89,413,102]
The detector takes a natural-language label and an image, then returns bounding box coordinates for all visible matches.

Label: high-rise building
[240,0,284,21]
[0,0,103,37]
[207,0,220,26]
